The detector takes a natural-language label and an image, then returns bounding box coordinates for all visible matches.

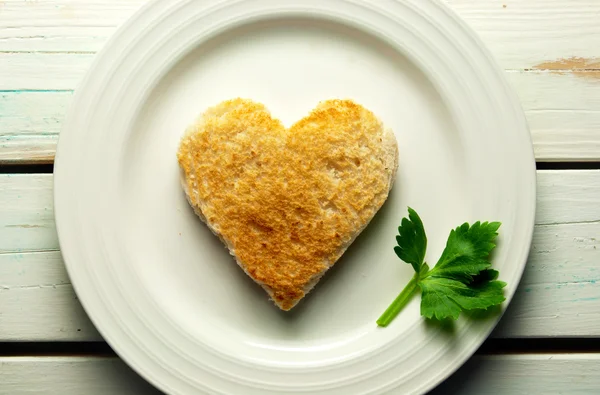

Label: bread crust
[177,98,399,310]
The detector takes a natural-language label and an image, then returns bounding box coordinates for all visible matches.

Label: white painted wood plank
[0,1,599,162]
[0,91,68,163]
[0,0,146,53]
[0,172,596,254]
[0,171,599,340]
[535,170,600,225]
[506,72,600,161]
[0,27,117,53]
[0,53,93,90]
[1,224,597,341]
[1,354,599,395]
[1,0,598,71]
[0,0,145,23]
[0,357,161,395]
[0,52,589,96]
[527,110,600,162]
[0,175,57,254]
[0,251,101,341]
[0,91,71,137]
[1,70,600,163]
[0,135,58,164]
[493,221,600,338]
[446,0,600,70]
[431,354,600,395]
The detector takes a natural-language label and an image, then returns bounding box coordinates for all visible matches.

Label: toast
[177,98,399,310]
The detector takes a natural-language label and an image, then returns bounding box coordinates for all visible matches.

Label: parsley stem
[376,272,420,327]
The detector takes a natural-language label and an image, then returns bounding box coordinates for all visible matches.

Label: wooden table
[1,1,600,394]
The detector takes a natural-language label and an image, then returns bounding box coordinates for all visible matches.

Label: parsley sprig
[376,208,506,327]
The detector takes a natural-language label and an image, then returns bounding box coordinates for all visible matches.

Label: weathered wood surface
[1,354,599,395]
[1,0,600,163]
[2,1,600,394]
[1,171,599,341]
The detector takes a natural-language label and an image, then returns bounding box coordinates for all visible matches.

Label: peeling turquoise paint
[0,89,74,94]
[572,297,600,302]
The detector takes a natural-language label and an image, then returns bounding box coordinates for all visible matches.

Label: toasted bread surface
[177,98,398,310]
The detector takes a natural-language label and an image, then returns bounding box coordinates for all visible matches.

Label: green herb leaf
[471,269,501,285]
[419,277,506,320]
[426,221,501,283]
[376,208,506,327]
[393,207,427,273]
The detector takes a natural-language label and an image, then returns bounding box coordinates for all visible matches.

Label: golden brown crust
[177,98,398,310]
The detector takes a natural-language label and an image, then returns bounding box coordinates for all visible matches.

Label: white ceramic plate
[53,0,536,394]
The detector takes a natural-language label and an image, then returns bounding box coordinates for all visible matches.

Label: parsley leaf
[471,269,502,285]
[427,221,501,282]
[419,277,506,320]
[376,208,506,327]
[393,207,427,273]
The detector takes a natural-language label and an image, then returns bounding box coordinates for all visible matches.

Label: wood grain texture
[1,70,599,163]
[1,1,598,392]
[534,170,600,225]
[0,91,68,163]
[0,53,93,90]
[1,0,598,68]
[446,0,600,70]
[0,174,56,254]
[1,354,599,395]
[0,357,161,395]
[0,1,599,162]
[431,354,600,395]
[508,72,600,161]
[494,221,600,338]
[0,0,141,53]
[0,171,599,341]
[0,251,101,341]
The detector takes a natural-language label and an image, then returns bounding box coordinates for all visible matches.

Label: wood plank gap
[3,339,600,358]
[536,162,600,170]
[0,342,115,357]
[479,338,600,355]
[0,164,53,174]
[0,89,73,93]
[0,51,95,55]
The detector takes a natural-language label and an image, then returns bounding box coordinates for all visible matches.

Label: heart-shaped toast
[177,98,399,310]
